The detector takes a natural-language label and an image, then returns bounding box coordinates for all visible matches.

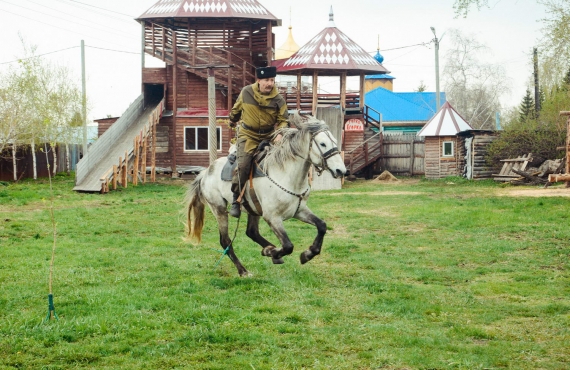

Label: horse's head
[289,111,347,179]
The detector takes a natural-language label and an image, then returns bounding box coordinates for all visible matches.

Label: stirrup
[229,201,241,217]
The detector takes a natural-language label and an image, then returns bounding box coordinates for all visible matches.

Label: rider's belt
[241,122,273,134]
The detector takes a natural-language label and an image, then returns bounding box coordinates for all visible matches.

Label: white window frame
[442,141,454,157]
[184,126,221,152]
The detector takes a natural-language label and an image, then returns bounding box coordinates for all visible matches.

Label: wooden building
[418,102,473,179]
[135,0,281,172]
[272,7,390,178]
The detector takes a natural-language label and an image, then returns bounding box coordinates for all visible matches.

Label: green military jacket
[229,82,289,150]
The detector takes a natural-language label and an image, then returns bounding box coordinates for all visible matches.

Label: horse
[185,112,347,276]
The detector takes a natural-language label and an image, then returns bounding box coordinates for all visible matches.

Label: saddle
[220,141,271,216]
[220,141,270,182]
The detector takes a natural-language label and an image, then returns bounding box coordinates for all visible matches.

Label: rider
[228,66,289,218]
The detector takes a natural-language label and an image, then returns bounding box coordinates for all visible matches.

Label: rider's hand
[274,133,283,142]
[229,120,237,128]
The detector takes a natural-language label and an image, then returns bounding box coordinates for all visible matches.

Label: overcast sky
[0,0,546,121]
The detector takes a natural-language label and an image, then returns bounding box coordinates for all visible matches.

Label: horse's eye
[320,143,326,147]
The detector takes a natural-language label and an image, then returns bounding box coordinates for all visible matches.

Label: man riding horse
[228,66,289,218]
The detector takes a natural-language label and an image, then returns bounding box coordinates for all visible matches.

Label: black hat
[256,66,277,79]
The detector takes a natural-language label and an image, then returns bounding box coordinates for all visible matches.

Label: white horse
[185,112,347,276]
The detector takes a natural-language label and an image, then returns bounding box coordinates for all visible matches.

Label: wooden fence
[379,133,426,176]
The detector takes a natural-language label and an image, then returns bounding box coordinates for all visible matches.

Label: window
[184,126,221,151]
[442,141,454,157]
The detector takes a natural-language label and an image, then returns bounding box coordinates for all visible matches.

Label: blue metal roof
[365,74,395,80]
[365,87,446,122]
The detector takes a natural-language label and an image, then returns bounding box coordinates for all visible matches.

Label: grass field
[0,174,569,369]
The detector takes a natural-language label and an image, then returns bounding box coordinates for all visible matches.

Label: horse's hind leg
[210,206,250,276]
[246,214,283,264]
[294,207,327,264]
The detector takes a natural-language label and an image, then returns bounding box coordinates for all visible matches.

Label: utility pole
[431,27,441,111]
[81,40,87,156]
[533,47,541,115]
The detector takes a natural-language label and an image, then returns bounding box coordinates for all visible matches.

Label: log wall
[424,136,463,179]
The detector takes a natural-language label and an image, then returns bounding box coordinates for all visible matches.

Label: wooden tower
[136,0,281,172]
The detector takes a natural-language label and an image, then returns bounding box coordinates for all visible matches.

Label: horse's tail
[185,172,206,243]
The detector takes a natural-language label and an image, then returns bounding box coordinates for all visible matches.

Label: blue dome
[374,50,384,64]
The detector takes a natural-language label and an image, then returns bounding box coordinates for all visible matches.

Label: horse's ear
[288,110,303,128]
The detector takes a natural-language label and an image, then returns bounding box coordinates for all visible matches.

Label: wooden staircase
[346,105,384,177]
[143,22,256,97]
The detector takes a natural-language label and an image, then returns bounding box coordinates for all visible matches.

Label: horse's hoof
[272,257,284,264]
[300,251,313,264]
[240,271,253,278]
[262,245,275,257]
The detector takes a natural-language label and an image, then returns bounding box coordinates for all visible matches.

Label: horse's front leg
[264,217,294,264]
[210,205,250,276]
[294,206,327,264]
[246,214,280,262]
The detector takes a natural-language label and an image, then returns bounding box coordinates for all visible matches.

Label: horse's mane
[262,113,329,171]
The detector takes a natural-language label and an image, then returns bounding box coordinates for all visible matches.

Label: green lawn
[0,174,568,369]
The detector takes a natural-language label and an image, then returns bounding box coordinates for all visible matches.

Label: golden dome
[275,26,300,60]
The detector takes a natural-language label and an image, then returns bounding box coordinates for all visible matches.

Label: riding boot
[229,191,241,218]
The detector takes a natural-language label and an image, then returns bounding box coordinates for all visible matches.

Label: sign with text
[345,119,364,132]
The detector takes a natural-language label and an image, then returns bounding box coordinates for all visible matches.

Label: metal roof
[274,7,390,76]
[365,74,395,80]
[137,0,280,23]
[365,87,445,122]
[418,101,473,136]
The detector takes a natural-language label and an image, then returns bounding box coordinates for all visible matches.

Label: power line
[68,0,135,18]
[86,45,140,55]
[0,0,136,40]
[0,3,139,50]
[0,45,140,65]
[0,46,78,65]
[368,41,432,54]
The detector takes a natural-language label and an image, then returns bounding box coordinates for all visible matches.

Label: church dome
[374,50,384,64]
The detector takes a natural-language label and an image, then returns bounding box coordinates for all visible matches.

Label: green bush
[486,127,565,166]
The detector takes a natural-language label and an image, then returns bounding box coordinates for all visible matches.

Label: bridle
[252,127,341,215]
[309,128,341,176]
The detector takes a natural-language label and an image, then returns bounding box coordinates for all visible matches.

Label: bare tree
[443,29,511,129]
[453,0,490,17]
[1,37,83,180]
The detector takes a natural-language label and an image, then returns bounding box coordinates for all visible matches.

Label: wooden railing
[281,93,361,113]
[347,132,383,175]
[99,98,165,193]
[144,22,256,95]
[363,105,382,130]
[76,94,145,186]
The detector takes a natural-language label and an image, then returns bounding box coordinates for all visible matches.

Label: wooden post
[172,32,178,177]
[112,165,118,190]
[555,111,570,187]
[359,73,365,109]
[312,71,319,116]
[133,136,139,186]
[340,72,347,110]
[266,21,273,62]
[122,151,128,188]
[227,51,233,110]
[242,61,247,88]
[409,137,415,176]
[208,67,218,166]
[151,117,157,183]
[296,73,302,111]
[142,132,148,183]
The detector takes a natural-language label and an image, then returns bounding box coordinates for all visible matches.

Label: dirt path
[497,186,570,197]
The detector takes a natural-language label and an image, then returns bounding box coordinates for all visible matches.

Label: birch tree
[443,29,511,129]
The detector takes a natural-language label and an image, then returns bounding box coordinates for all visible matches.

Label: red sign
[345,119,364,132]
